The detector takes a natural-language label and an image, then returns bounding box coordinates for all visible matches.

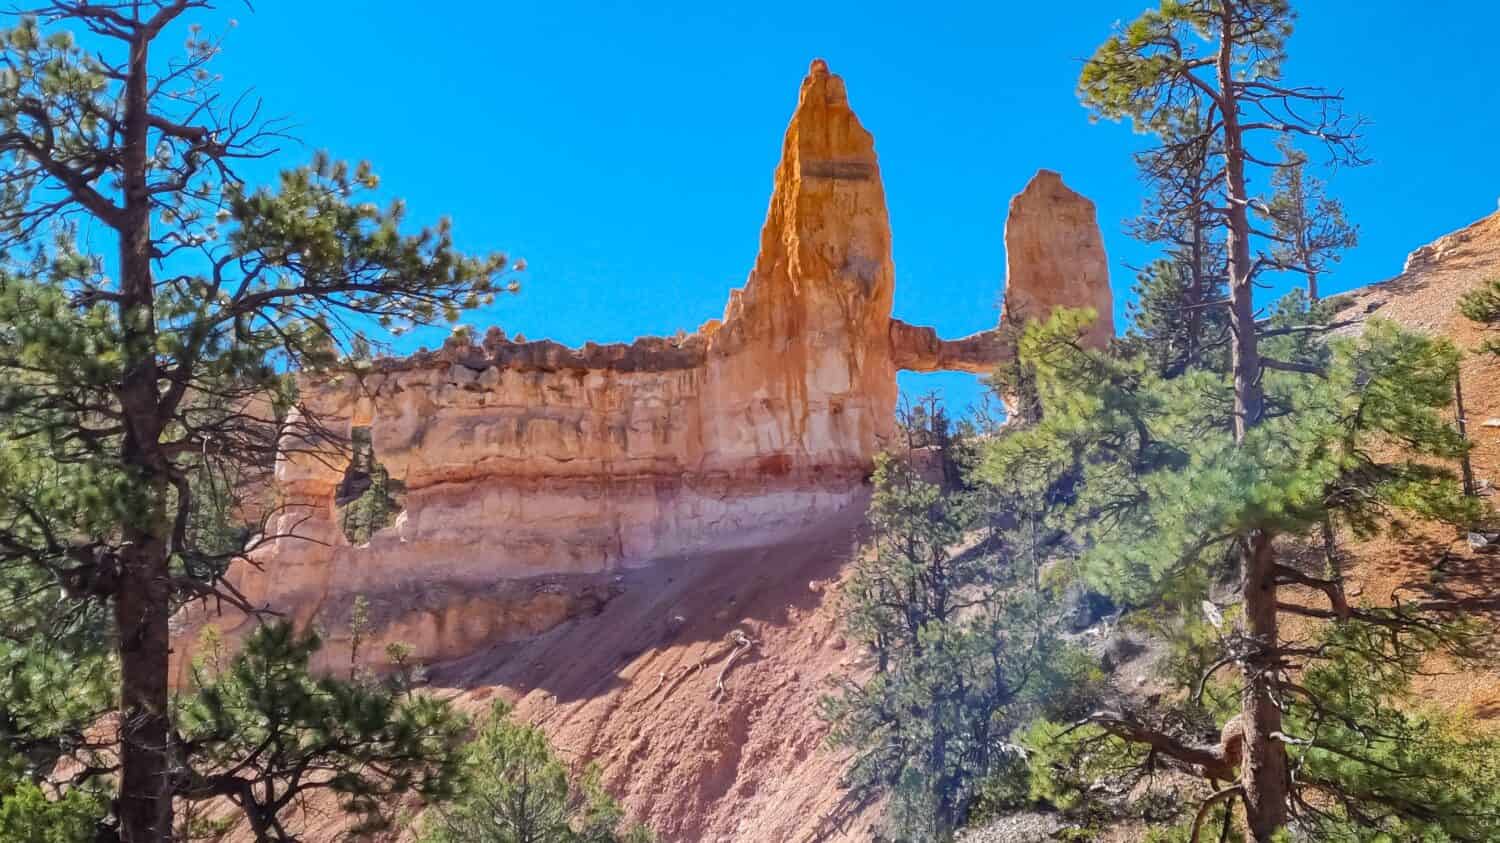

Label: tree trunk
[1455,373,1477,497]
[1293,165,1318,303]
[1220,69,1263,438]
[1187,210,1205,368]
[1238,530,1289,840]
[1320,514,1339,573]
[1219,3,1289,838]
[115,534,174,843]
[115,29,174,843]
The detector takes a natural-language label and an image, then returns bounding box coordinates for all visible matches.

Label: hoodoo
[173,61,1114,678]
[1002,168,1115,347]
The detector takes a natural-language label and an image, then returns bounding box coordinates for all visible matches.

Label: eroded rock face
[173,62,1113,679]
[1002,169,1115,347]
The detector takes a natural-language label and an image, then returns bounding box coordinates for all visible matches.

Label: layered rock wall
[177,61,1114,676]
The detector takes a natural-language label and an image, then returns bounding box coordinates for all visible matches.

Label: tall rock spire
[745,58,893,314]
[1002,169,1114,347]
[706,58,900,465]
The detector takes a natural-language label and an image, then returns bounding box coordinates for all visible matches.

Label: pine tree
[1080,3,1370,834]
[177,623,469,841]
[0,396,123,841]
[0,781,104,843]
[1262,136,1358,302]
[985,310,1495,841]
[421,702,654,843]
[1459,275,1500,356]
[822,450,1096,840]
[0,7,518,838]
[1123,258,1229,377]
[1126,114,1229,376]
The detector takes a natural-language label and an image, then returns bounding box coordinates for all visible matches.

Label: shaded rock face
[175,62,1113,677]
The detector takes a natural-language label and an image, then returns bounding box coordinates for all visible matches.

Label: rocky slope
[1327,209,1500,715]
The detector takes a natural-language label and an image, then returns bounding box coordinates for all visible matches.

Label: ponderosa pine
[986,310,1496,841]
[0,5,516,839]
[1261,137,1358,303]
[822,448,1097,840]
[1079,2,1371,835]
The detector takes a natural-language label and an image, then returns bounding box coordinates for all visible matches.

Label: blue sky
[195,1,1497,412]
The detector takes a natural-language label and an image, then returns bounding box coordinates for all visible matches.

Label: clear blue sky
[195,1,1498,413]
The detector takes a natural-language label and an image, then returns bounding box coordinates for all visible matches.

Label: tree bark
[1291,161,1318,303]
[1238,530,1289,840]
[1455,373,1477,497]
[114,26,174,843]
[1186,208,1205,369]
[1219,2,1289,838]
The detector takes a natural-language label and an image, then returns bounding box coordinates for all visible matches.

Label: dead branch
[1190,785,1245,843]
[710,630,757,702]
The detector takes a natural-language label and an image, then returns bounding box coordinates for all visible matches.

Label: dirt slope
[1329,209,1500,716]
[431,506,882,843]
[259,500,883,843]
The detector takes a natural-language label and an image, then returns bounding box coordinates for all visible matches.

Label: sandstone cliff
[174,60,1113,682]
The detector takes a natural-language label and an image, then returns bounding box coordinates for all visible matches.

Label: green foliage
[0,559,115,787]
[1122,258,1229,377]
[421,701,653,843]
[978,307,1500,837]
[0,781,105,843]
[1079,1,1294,137]
[964,751,1034,828]
[1129,603,1242,724]
[1278,637,1500,841]
[984,320,1043,427]
[823,451,1097,840]
[1140,807,1239,843]
[177,622,469,838]
[0,390,116,838]
[1019,718,1144,816]
[983,308,1478,609]
[1459,276,1500,324]
[1025,631,1500,841]
[338,427,405,544]
[1458,276,1500,355]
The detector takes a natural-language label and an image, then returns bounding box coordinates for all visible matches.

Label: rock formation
[1001,168,1115,348]
[173,60,1113,679]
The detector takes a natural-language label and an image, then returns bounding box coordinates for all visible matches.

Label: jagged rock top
[323,69,1114,388]
[359,330,709,375]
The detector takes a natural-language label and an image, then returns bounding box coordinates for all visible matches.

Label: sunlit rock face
[1001,168,1115,347]
[174,61,1113,677]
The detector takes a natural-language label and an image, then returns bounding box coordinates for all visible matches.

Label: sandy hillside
[257,502,884,843]
[1328,210,1500,716]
